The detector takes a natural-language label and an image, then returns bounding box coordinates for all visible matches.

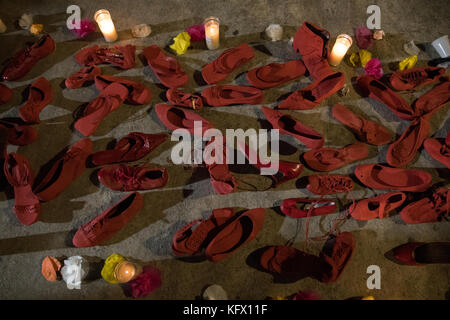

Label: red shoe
[354,164,432,192]
[143,45,188,88]
[400,188,449,224]
[0,119,37,146]
[72,192,143,248]
[332,104,392,145]
[349,192,406,220]
[3,153,41,225]
[307,174,354,195]
[201,85,264,106]
[33,138,92,202]
[413,81,450,118]
[166,88,203,109]
[0,83,13,104]
[75,44,136,69]
[74,83,128,137]
[201,43,254,84]
[424,135,450,168]
[205,137,237,195]
[389,67,445,91]
[98,164,168,191]
[155,104,213,135]
[356,75,415,121]
[90,132,167,166]
[19,77,53,124]
[303,142,369,172]
[387,117,429,167]
[392,242,450,265]
[280,198,336,218]
[94,75,151,105]
[262,106,324,149]
[65,66,101,89]
[246,60,306,89]
[1,34,55,81]
[319,232,355,283]
[279,72,345,110]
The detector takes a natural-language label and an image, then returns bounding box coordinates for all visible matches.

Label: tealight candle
[328,34,353,66]
[114,261,142,283]
[94,9,117,42]
[204,17,220,50]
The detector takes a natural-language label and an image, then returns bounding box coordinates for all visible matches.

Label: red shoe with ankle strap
[75,44,136,69]
[307,174,354,195]
[155,104,213,135]
[279,72,346,110]
[319,232,355,283]
[389,67,445,91]
[94,75,151,105]
[0,119,37,146]
[0,84,13,104]
[3,153,41,225]
[72,192,143,248]
[65,66,101,89]
[281,198,336,218]
[19,77,53,124]
[262,106,324,149]
[205,137,237,195]
[400,188,449,224]
[349,192,406,221]
[166,88,203,109]
[246,60,306,89]
[424,134,450,168]
[201,43,254,84]
[413,81,450,118]
[303,142,369,172]
[201,85,264,106]
[392,242,450,265]
[33,138,92,202]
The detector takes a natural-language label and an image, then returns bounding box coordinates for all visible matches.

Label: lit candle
[94,9,118,42]
[204,17,220,50]
[114,261,142,283]
[328,34,353,66]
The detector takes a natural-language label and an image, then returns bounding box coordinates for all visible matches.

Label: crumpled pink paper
[128,266,162,298]
[365,58,384,79]
[71,18,96,38]
[186,24,205,42]
[356,26,373,49]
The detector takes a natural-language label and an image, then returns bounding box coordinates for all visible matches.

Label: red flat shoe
[387,117,430,167]
[349,192,406,221]
[0,119,37,146]
[0,83,13,104]
[74,83,128,137]
[205,208,266,262]
[280,198,336,218]
[332,104,392,145]
[98,164,168,191]
[246,60,306,89]
[90,132,167,166]
[201,85,264,106]
[72,192,143,248]
[392,242,450,265]
[205,137,237,195]
[201,43,254,84]
[65,66,101,89]
[262,106,324,149]
[389,67,445,91]
[155,104,213,135]
[143,45,188,88]
[33,138,92,202]
[166,88,203,109]
[19,77,53,124]
[307,174,354,195]
[424,135,450,168]
[303,142,369,172]
[75,45,136,69]
[354,164,432,192]
[319,232,355,283]
[94,75,151,105]
[279,72,345,110]
[413,81,450,118]
[356,75,415,121]
[3,153,41,225]
[1,34,55,81]
[400,188,449,224]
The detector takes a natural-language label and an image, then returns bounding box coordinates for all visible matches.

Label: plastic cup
[431,35,450,58]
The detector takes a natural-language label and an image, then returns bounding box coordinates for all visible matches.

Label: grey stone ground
[0,0,449,299]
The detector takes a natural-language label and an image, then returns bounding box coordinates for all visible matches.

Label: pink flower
[365,58,384,79]
[128,266,162,298]
[356,26,373,49]
[71,19,96,38]
[292,290,321,300]
[186,24,205,42]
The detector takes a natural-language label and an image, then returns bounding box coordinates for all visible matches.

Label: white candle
[328,34,352,66]
[204,17,220,50]
[94,9,118,42]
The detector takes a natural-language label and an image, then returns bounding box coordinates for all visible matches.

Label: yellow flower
[30,24,43,35]
[362,296,375,300]
[398,55,417,71]
[170,32,191,55]
[359,49,373,67]
[349,52,360,67]
[101,253,125,284]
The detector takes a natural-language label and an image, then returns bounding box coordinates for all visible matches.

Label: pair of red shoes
[0,84,13,105]
[17,77,54,124]
[424,131,450,168]
[172,207,265,262]
[75,44,136,69]
[0,119,38,146]
[391,241,450,265]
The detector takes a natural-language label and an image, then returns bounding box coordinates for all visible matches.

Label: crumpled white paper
[61,256,85,290]
[265,24,283,41]
[203,284,228,300]
[18,13,33,30]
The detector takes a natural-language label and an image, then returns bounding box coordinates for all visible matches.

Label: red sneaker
[74,83,128,137]
[280,198,336,218]
[389,67,445,91]
[201,43,254,84]
[65,66,101,89]
[246,60,306,89]
[75,44,136,69]
[349,192,406,220]
[307,174,354,195]
[424,135,450,168]
[413,81,450,118]
[19,77,53,124]
[332,104,392,145]
[0,119,37,146]
[94,74,151,105]
[205,137,237,195]
[166,88,203,109]
[392,242,450,265]
[90,132,167,166]
[319,232,355,283]
[0,83,13,104]
[98,164,168,191]
[279,72,345,110]
[262,106,324,149]
[400,188,449,224]
[303,142,369,172]
[143,45,188,88]
[1,34,55,81]
[72,192,143,248]
[354,164,432,192]
[155,104,213,135]
[201,85,264,106]
[33,138,92,202]
[3,153,41,225]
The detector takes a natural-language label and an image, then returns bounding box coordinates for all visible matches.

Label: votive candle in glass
[114,261,142,283]
[204,17,220,50]
[328,34,353,66]
[94,9,118,42]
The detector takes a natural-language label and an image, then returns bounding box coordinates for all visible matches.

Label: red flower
[128,266,162,298]
[72,19,96,38]
[365,58,384,79]
[186,24,205,42]
[356,26,373,50]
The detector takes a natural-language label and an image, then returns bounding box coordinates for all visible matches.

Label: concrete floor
[0,0,449,300]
